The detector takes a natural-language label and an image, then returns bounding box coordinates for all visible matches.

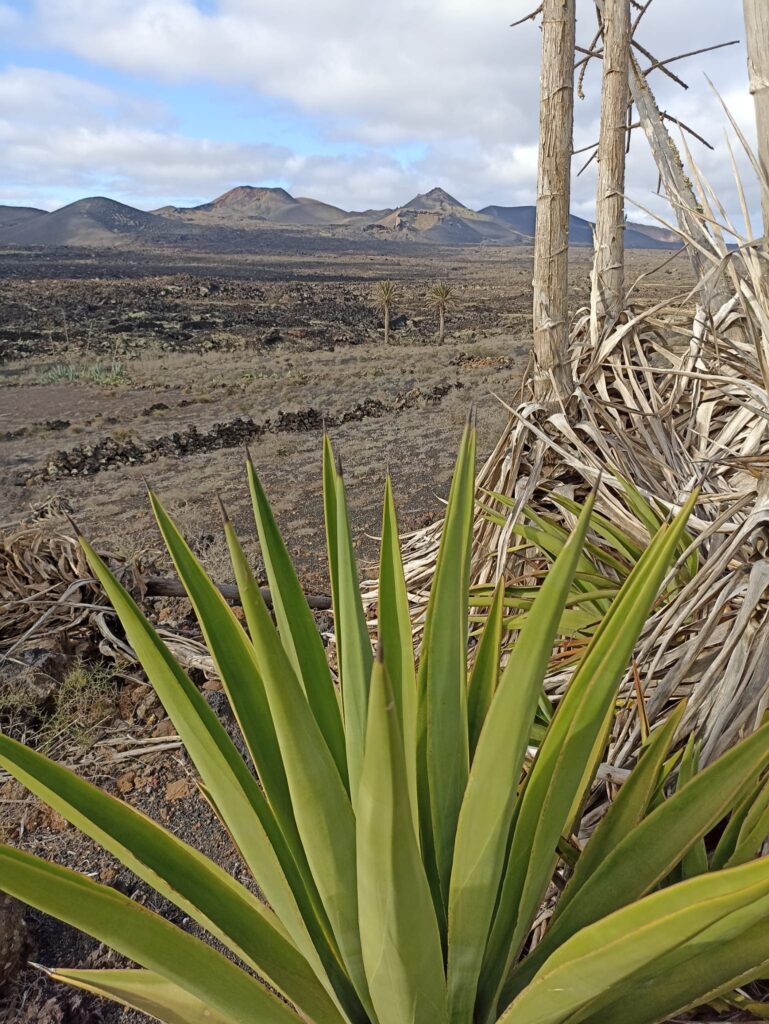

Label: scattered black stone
[28,381,463,482]
[261,327,283,345]
[449,351,516,368]
[2,418,70,441]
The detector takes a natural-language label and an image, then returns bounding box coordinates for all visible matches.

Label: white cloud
[28,0,750,148]
[0,67,423,210]
[0,1,759,227]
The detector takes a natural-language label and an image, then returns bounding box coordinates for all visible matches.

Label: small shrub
[0,658,117,757]
[40,362,131,387]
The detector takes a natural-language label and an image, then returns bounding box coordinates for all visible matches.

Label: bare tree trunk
[627,55,707,277]
[439,307,445,343]
[743,0,769,238]
[593,0,630,326]
[384,305,390,345]
[532,0,576,406]
[628,53,735,311]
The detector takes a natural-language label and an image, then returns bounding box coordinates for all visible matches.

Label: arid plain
[1,243,692,579]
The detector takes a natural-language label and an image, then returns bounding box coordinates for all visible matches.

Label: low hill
[0,206,47,231]
[625,221,680,245]
[0,187,681,250]
[158,185,352,227]
[481,204,674,249]
[0,197,203,247]
[365,188,526,244]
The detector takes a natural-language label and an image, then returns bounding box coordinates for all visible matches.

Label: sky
[0,0,758,228]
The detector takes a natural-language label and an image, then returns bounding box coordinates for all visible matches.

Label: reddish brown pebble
[152,718,176,738]
[116,771,135,794]
[165,779,190,802]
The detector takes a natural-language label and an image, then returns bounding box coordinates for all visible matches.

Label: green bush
[39,361,130,386]
[1,426,768,1024]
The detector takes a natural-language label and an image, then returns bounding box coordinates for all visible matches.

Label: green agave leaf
[469,584,537,609]
[557,588,621,608]
[508,522,615,621]
[0,845,300,1024]
[81,539,340,1003]
[508,705,685,994]
[502,717,769,1007]
[723,993,769,1020]
[467,578,505,758]
[484,489,637,575]
[0,733,344,1024]
[42,968,237,1024]
[615,475,699,581]
[333,458,374,808]
[323,434,342,625]
[710,774,766,870]
[676,735,709,881]
[572,899,769,1023]
[478,491,698,1020]
[501,605,602,637]
[247,457,348,787]
[615,473,662,540]
[357,655,447,1024]
[549,492,643,564]
[499,857,769,1024]
[556,704,685,913]
[446,488,595,1024]
[514,518,604,588]
[149,495,310,875]
[222,515,363,1022]
[416,423,476,912]
[726,773,769,868]
[224,516,374,1021]
[377,475,418,831]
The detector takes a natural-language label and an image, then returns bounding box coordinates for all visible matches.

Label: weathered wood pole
[627,54,708,280]
[532,0,576,405]
[627,54,734,310]
[743,0,769,238]
[593,0,631,325]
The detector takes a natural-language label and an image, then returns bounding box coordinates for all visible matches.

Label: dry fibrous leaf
[379,132,769,772]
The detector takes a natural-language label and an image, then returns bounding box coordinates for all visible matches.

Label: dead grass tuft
[0,658,118,758]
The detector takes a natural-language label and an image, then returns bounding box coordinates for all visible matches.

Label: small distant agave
[1,426,769,1024]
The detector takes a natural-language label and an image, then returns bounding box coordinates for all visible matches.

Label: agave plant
[1,426,769,1024]
[474,473,700,668]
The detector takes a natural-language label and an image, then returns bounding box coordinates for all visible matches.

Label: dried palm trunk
[743,0,769,238]
[593,0,630,326]
[532,0,576,406]
[627,53,732,309]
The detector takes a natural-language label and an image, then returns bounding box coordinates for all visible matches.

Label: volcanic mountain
[481,204,673,249]
[159,185,353,227]
[0,197,201,247]
[0,187,679,250]
[0,205,47,231]
[365,188,527,244]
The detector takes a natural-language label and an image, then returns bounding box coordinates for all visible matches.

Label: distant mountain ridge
[0,186,678,250]
[480,204,667,249]
[0,197,206,248]
[0,205,47,230]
